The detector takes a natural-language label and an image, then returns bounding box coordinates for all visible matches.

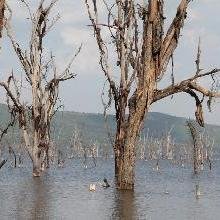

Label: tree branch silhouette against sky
[0,0,220,125]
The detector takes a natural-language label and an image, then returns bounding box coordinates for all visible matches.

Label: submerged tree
[85,0,220,189]
[0,0,80,176]
[186,120,202,174]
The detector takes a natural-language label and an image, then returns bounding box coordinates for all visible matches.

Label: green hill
[0,103,220,147]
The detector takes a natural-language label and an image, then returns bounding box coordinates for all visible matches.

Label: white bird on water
[89,184,96,191]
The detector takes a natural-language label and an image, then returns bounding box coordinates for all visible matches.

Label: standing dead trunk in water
[0,0,80,176]
[200,130,214,171]
[187,121,201,174]
[86,0,220,189]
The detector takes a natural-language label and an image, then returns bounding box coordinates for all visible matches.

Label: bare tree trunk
[115,140,135,189]
[115,100,153,189]
[0,0,5,38]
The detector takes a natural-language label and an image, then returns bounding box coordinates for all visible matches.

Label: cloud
[59,26,100,75]
[61,27,91,46]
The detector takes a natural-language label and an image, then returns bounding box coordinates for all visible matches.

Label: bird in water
[102,178,110,188]
[153,161,160,171]
[89,184,96,191]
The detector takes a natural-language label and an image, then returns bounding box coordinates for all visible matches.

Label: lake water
[0,158,220,220]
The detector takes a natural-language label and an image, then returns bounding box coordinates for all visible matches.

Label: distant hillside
[0,103,220,147]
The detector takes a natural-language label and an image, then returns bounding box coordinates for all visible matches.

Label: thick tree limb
[153,68,220,126]
[153,71,220,103]
[160,0,191,77]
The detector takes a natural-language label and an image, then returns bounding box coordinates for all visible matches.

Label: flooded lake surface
[1,159,220,220]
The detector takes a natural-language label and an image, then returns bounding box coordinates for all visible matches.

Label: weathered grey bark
[186,120,203,174]
[0,0,79,176]
[86,0,219,189]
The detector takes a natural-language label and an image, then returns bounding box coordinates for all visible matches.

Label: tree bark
[0,0,5,38]
[115,76,155,189]
[115,138,136,189]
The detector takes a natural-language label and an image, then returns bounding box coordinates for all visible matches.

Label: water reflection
[112,190,137,220]
[195,184,202,200]
[15,177,50,220]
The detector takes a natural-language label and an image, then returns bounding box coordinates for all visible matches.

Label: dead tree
[186,120,202,174]
[69,125,82,158]
[0,128,18,168]
[86,0,220,189]
[0,0,80,176]
[90,142,99,166]
[0,0,4,38]
[138,135,146,160]
[200,130,214,170]
[163,127,174,160]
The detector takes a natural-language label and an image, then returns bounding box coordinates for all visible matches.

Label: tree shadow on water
[111,190,138,220]
[15,176,50,220]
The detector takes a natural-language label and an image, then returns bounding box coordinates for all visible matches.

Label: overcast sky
[0,0,220,125]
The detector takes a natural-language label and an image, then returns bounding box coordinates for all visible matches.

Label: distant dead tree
[200,130,214,170]
[52,124,65,164]
[162,127,174,160]
[89,141,99,167]
[186,120,203,174]
[86,0,220,189]
[0,0,80,176]
[69,125,82,158]
[138,134,147,160]
[0,133,17,168]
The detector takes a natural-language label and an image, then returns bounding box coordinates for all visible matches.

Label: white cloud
[59,26,100,75]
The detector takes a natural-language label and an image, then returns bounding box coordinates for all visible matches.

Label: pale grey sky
[0,0,220,125]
